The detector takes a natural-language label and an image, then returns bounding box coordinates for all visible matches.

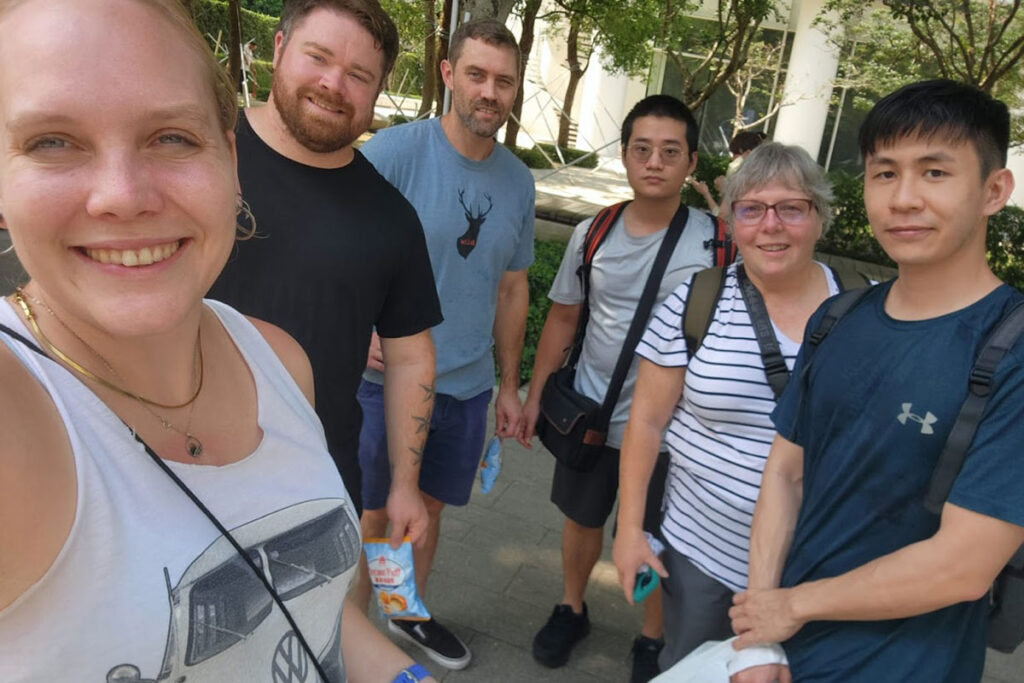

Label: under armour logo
[897,403,937,434]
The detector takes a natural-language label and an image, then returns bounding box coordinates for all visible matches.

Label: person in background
[522,95,717,682]
[357,18,534,671]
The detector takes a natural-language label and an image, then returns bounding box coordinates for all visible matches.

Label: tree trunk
[435,0,453,117]
[503,0,541,148]
[557,15,584,150]
[461,0,517,23]
[419,0,438,116]
[228,0,243,92]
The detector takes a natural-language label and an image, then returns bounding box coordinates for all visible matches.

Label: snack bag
[480,436,502,494]
[363,537,430,621]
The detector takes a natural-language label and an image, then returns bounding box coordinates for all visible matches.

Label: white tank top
[0,300,358,683]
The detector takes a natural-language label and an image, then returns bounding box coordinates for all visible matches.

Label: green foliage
[816,172,895,268]
[193,0,278,59]
[821,0,1024,144]
[987,207,1024,290]
[241,0,282,15]
[680,154,730,210]
[521,238,570,384]
[380,0,430,96]
[509,144,600,169]
[536,143,599,169]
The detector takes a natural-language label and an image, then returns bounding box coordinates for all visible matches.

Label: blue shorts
[357,379,493,509]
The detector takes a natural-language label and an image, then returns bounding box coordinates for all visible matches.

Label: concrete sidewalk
[377,399,1024,683]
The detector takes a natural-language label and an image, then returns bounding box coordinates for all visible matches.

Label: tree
[228,0,243,91]
[822,0,1024,142]
[241,0,282,14]
[462,0,517,22]
[504,0,542,147]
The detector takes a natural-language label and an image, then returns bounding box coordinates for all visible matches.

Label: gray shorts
[659,544,735,670]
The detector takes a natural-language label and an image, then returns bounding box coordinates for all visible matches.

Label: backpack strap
[828,264,871,292]
[682,266,727,361]
[923,300,1024,514]
[702,212,737,267]
[566,201,631,369]
[736,264,789,399]
[597,204,691,429]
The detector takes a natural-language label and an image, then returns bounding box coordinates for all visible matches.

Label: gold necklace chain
[12,289,205,458]
[12,289,203,410]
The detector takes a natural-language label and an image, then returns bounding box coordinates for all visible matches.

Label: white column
[773,0,841,157]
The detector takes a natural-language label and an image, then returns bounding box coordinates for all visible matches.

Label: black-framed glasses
[626,142,686,166]
[731,199,814,225]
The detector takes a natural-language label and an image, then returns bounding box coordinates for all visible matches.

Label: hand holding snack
[364,537,431,621]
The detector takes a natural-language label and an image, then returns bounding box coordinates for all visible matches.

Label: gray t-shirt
[361,118,535,399]
[549,208,714,447]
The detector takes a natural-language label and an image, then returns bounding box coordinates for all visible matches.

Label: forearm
[617,419,663,532]
[746,435,804,591]
[381,339,436,491]
[789,505,1024,624]
[493,278,529,390]
[341,596,436,683]
[524,303,579,404]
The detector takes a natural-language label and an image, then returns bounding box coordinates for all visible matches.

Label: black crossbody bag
[536,204,689,471]
[0,321,336,682]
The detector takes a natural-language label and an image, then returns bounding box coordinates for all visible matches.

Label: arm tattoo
[406,382,435,466]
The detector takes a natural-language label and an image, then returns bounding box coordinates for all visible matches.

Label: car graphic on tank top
[105,498,359,683]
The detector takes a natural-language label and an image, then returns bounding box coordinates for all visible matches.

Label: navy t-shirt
[772,281,1024,682]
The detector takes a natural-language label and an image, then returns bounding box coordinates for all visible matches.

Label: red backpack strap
[712,216,737,267]
[582,201,630,265]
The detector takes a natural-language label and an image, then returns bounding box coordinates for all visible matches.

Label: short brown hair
[278,0,399,85]
[448,18,521,75]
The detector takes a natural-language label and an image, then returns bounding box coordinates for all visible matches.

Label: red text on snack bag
[368,557,406,587]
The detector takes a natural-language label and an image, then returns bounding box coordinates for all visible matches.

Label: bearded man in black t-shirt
[208,0,441,550]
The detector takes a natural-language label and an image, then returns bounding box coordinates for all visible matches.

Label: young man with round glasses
[520,94,717,682]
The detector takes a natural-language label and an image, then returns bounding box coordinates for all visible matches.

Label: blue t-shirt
[361,118,535,398]
[772,281,1024,683]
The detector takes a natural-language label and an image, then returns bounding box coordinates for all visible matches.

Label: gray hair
[721,142,834,235]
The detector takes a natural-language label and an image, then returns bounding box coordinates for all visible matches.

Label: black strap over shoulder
[924,300,1024,514]
[736,265,789,399]
[566,202,690,430]
[0,320,333,683]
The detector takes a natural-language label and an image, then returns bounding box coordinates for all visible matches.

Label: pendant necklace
[12,288,205,458]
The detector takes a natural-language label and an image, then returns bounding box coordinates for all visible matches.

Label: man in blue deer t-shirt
[357,18,535,671]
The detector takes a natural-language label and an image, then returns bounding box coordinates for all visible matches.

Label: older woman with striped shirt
[612,142,859,672]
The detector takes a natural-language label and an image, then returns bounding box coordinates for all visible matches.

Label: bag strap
[736,264,789,399]
[702,212,737,267]
[923,300,1024,514]
[566,201,631,369]
[828,263,870,291]
[597,204,690,427]
[0,321,332,683]
[682,266,727,360]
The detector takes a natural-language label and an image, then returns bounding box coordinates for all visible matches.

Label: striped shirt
[637,262,839,592]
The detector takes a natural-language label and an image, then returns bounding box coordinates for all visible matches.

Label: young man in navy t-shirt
[730,80,1024,682]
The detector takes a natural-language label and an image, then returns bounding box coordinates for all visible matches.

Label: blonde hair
[0,0,237,133]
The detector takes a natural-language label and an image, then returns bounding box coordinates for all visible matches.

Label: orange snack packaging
[363,537,431,621]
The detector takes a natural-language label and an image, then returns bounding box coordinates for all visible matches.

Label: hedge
[511,144,600,170]
[193,0,278,61]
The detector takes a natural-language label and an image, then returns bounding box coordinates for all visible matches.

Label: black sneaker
[532,603,591,668]
[629,635,663,683]
[388,618,471,670]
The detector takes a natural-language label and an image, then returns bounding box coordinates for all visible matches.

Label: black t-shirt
[209,112,442,501]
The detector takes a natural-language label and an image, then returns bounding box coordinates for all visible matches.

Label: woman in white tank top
[0,2,433,681]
